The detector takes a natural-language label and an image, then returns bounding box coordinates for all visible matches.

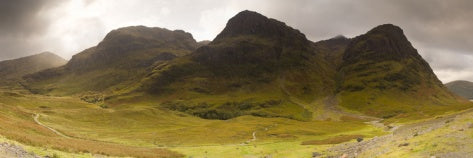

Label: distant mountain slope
[0,52,66,84]
[337,24,466,118]
[446,80,473,100]
[23,26,198,95]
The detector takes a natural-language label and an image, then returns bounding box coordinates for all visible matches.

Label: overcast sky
[0,0,472,83]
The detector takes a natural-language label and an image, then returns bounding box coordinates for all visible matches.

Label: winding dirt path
[33,114,71,139]
[250,131,256,142]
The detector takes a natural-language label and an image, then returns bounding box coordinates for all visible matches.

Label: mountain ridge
[21,10,471,121]
[23,25,198,95]
[0,52,66,85]
[446,80,473,100]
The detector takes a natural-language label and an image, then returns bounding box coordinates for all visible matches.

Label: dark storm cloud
[0,0,62,59]
[0,0,65,35]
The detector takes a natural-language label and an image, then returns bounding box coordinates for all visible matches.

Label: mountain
[23,26,198,95]
[337,24,466,118]
[138,10,336,120]
[0,52,66,85]
[446,80,473,100]
[129,12,468,121]
[22,10,470,121]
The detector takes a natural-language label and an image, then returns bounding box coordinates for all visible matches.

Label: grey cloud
[0,0,63,59]
[252,0,473,55]
[0,0,472,82]
[235,0,473,82]
[0,0,61,36]
[419,48,473,71]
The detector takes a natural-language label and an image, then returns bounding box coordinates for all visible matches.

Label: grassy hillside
[0,52,66,85]
[337,24,469,119]
[446,80,473,100]
[23,26,198,96]
[0,89,182,158]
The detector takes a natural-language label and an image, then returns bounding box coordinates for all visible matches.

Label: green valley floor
[1,88,472,158]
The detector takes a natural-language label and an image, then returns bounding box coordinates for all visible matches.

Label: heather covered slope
[337,24,467,118]
[0,52,66,85]
[446,80,473,100]
[23,26,198,95]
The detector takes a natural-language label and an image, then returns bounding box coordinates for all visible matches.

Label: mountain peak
[340,23,446,94]
[446,80,473,99]
[38,51,54,55]
[448,80,473,84]
[35,51,65,60]
[234,10,265,18]
[65,25,198,70]
[343,24,419,62]
[213,10,308,46]
[99,26,196,51]
[324,35,351,45]
[367,24,403,34]
[331,35,348,40]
